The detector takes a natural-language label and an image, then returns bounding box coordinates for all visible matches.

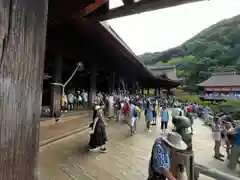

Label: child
[160,106,169,133]
[152,103,158,125]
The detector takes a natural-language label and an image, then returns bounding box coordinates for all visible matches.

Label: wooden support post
[112,72,115,93]
[167,88,171,97]
[155,88,160,96]
[170,150,194,180]
[116,75,120,94]
[131,82,137,95]
[0,0,48,179]
[108,72,115,94]
[88,65,97,108]
[50,55,63,117]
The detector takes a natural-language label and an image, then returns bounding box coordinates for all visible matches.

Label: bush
[232,110,240,120]
[210,105,221,114]
[176,94,240,119]
[220,100,240,119]
[175,94,211,106]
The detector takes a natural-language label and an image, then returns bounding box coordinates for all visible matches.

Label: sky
[107,0,240,55]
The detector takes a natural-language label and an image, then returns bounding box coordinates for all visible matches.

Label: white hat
[94,105,101,111]
[162,132,187,150]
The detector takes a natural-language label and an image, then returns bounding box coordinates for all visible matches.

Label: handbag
[89,117,99,128]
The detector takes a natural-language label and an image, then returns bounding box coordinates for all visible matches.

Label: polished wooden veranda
[39,114,240,180]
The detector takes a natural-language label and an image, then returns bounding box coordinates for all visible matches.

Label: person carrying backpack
[129,100,138,135]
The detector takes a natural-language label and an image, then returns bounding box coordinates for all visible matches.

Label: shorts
[130,117,136,126]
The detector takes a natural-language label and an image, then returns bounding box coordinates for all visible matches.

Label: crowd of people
[87,93,191,180]
[204,92,240,100]
[88,93,173,151]
[59,90,240,179]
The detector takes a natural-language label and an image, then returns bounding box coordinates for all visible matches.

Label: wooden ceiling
[46,0,190,87]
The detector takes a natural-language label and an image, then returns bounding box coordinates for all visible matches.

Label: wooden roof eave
[89,0,203,21]
[98,22,155,81]
[155,74,180,83]
[153,79,179,88]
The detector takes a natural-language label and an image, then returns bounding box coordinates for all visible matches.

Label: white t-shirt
[78,96,82,101]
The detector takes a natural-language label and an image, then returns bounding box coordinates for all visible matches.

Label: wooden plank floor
[40,112,240,180]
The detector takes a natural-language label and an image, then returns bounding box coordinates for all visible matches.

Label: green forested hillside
[139,14,240,91]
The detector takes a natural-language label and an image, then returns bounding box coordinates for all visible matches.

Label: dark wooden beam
[81,0,108,17]
[92,0,202,21]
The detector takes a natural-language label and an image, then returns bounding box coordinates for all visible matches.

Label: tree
[139,14,240,91]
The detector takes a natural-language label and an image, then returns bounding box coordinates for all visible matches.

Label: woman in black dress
[89,105,108,153]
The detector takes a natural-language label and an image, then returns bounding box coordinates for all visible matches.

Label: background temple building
[147,65,180,83]
[197,72,240,93]
[147,65,180,95]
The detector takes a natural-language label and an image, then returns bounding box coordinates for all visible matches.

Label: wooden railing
[194,163,239,180]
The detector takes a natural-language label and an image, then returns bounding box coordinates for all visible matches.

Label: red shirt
[187,107,193,113]
[124,102,130,114]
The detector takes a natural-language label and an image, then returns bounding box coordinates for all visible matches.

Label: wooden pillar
[131,82,137,95]
[116,75,120,94]
[88,65,97,108]
[112,72,115,93]
[50,55,63,117]
[108,72,115,94]
[167,87,171,96]
[0,0,48,179]
[155,87,160,96]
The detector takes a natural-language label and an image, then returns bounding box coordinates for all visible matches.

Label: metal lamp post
[51,62,84,98]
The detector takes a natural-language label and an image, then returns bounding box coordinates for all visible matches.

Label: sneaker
[213,155,224,161]
[148,129,152,132]
[89,148,98,152]
[219,154,225,158]
[100,148,107,153]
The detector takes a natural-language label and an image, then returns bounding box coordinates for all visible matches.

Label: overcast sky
[107,0,240,55]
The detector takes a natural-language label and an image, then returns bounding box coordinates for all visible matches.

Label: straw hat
[162,132,187,150]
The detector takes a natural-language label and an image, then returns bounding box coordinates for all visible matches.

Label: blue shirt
[149,137,170,176]
[235,126,240,145]
[146,107,153,121]
[130,104,136,121]
[161,109,169,122]
[204,108,209,115]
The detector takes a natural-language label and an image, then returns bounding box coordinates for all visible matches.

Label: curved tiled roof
[147,65,179,82]
[197,72,240,87]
